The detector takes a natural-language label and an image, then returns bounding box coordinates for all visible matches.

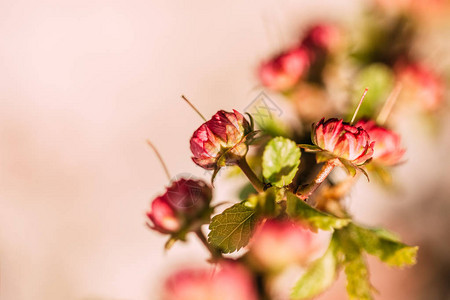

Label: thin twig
[377,83,402,125]
[181,95,207,122]
[350,88,369,125]
[146,140,171,181]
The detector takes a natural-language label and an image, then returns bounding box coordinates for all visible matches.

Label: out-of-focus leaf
[246,186,282,217]
[208,203,258,253]
[350,64,395,120]
[262,137,301,187]
[349,223,418,267]
[286,192,351,231]
[291,236,340,299]
[257,116,291,137]
[344,253,374,300]
[238,182,257,201]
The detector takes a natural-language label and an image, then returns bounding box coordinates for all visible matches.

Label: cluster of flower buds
[355,120,405,166]
[258,23,342,92]
[248,219,330,272]
[396,62,444,112]
[162,263,258,300]
[190,110,255,171]
[312,118,374,166]
[146,178,212,235]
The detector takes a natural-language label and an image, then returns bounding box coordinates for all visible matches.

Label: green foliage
[246,187,283,217]
[291,237,340,299]
[350,63,395,119]
[286,192,351,231]
[257,116,291,138]
[208,203,257,253]
[262,137,301,187]
[349,223,418,267]
[238,182,257,201]
[291,222,418,299]
[344,254,374,300]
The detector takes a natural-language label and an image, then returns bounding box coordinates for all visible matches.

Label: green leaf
[291,236,340,299]
[208,203,258,253]
[238,182,257,201]
[349,64,395,119]
[286,192,351,231]
[298,144,322,152]
[246,187,283,217]
[262,137,301,187]
[338,158,357,177]
[349,224,418,267]
[344,253,374,300]
[335,226,375,300]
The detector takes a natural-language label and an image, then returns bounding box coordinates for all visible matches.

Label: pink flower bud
[313,118,374,165]
[146,196,181,234]
[190,110,253,170]
[163,263,258,300]
[147,178,212,234]
[355,120,405,166]
[259,47,310,91]
[249,219,330,271]
[164,178,212,216]
[302,24,342,53]
[396,62,444,112]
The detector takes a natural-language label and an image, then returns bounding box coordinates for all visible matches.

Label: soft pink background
[0,1,448,300]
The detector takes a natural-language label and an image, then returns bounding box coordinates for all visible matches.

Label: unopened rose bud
[147,178,212,234]
[190,110,254,170]
[313,118,374,165]
[259,47,310,91]
[248,219,330,271]
[163,263,258,300]
[302,23,342,53]
[396,62,444,112]
[146,196,181,234]
[355,120,405,166]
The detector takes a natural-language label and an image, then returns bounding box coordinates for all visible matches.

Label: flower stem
[237,158,265,193]
[297,159,338,200]
[195,228,221,260]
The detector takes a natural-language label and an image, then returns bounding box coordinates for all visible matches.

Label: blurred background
[0,0,449,299]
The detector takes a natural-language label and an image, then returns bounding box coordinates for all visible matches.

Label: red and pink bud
[396,62,444,112]
[147,178,212,234]
[163,263,258,300]
[355,120,405,166]
[190,110,253,170]
[248,219,330,271]
[302,23,342,53]
[313,118,374,165]
[259,47,310,91]
[146,196,182,234]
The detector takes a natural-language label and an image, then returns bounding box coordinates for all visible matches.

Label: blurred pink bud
[164,178,212,216]
[146,196,181,234]
[147,178,212,234]
[355,120,405,166]
[302,23,342,53]
[190,110,253,170]
[396,62,444,112]
[313,118,374,165]
[163,263,258,300]
[249,219,330,271]
[259,47,310,91]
